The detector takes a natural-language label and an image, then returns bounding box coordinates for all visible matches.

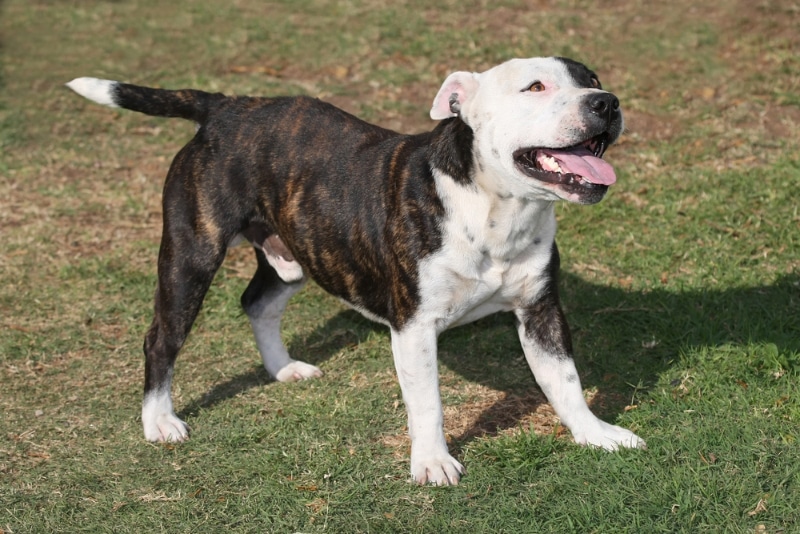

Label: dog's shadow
[180,271,800,447]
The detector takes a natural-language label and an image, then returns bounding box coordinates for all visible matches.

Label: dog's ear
[430,71,478,120]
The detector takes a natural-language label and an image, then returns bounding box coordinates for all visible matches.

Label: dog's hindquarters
[140,141,232,441]
[69,81,334,440]
[67,77,232,441]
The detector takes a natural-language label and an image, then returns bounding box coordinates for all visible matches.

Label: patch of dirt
[445,387,558,443]
[378,380,638,457]
[379,385,562,456]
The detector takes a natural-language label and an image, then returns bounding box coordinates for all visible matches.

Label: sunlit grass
[1,0,798,531]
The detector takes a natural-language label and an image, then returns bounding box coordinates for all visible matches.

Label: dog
[67,56,644,485]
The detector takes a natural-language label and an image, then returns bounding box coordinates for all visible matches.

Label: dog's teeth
[539,154,562,173]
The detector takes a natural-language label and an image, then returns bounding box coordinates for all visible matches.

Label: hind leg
[142,217,228,442]
[241,248,322,382]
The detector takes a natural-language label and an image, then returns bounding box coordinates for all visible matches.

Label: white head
[431,57,624,205]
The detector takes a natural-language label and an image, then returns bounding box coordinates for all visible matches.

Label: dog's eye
[526,81,546,93]
[590,77,601,89]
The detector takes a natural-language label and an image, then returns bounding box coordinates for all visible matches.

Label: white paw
[410,451,465,486]
[573,420,646,451]
[143,413,190,442]
[274,360,323,382]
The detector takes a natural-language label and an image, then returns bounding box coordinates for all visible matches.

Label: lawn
[1,0,799,532]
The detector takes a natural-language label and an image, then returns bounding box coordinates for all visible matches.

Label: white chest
[416,172,558,332]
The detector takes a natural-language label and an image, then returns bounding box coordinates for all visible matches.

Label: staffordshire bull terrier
[67,56,644,485]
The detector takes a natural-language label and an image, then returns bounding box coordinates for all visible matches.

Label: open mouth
[513,132,616,188]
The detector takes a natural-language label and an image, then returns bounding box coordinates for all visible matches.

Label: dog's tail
[66,77,223,124]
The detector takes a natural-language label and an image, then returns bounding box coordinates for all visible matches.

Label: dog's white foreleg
[391,325,465,485]
[515,308,645,451]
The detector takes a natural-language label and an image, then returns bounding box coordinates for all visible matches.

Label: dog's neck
[433,168,556,263]
[428,117,557,261]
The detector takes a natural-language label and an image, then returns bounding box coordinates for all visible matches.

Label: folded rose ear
[430,71,479,120]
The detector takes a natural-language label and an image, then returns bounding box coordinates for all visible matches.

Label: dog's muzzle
[513,131,615,188]
[514,91,622,200]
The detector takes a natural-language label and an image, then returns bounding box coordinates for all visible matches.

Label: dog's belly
[447,299,510,328]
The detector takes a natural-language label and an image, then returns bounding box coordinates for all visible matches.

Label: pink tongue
[541,146,617,185]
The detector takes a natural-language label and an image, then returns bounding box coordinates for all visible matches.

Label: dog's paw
[410,452,465,486]
[143,413,190,443]
[275,360,323,382]
[573,420,646,451]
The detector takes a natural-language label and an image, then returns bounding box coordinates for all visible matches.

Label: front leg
[515,266,645,450]
[390,325,465,485]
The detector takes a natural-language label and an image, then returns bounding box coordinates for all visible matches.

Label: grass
[1,0,799,532]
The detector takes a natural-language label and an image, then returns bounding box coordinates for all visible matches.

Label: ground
[1,0,799,532]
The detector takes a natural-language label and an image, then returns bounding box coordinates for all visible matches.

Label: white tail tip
[66,77,119,108]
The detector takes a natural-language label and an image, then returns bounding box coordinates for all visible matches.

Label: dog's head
[431,57,623,205]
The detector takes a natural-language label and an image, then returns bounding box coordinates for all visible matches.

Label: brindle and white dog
[67,56,644,486]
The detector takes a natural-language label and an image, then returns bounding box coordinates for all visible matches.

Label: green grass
[2,0,799,532]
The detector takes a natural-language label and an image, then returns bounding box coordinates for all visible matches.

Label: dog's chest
[417,175,557,330]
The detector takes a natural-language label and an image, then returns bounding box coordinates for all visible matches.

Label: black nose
[588,93,620,121]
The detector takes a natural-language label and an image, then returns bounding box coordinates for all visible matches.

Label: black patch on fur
[520,242,573,358]
[237,97,449,328]
[428,117,474,186]
[565,373,578,384]
[555,57,602,89]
